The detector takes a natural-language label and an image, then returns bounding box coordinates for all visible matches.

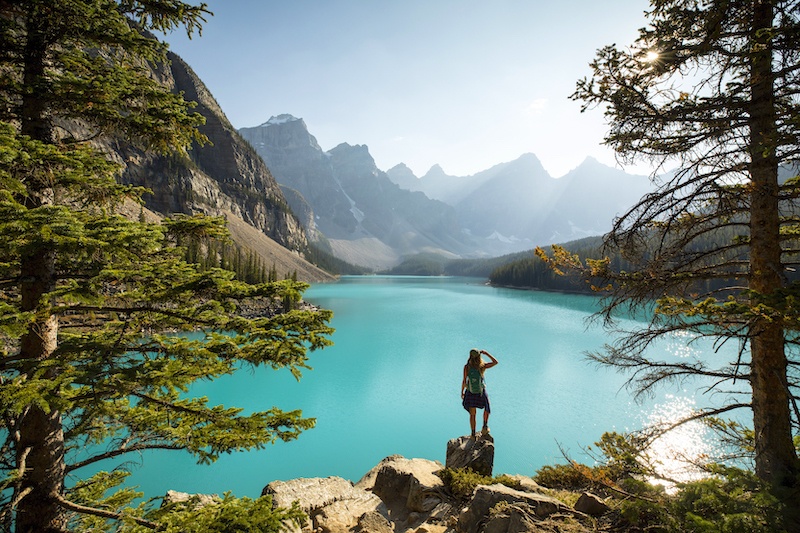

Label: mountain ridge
[240,117,477,269]
[241,114,654,268]
[108,60,335,282]
[388,151,653,255]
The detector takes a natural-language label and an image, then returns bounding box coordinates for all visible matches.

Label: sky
[163,1,653,178]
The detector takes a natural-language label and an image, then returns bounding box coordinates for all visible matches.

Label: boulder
[353,510,393,533]
[574,492,610,517]
[355,454,404,491]
[315,494,385,533]
[262,476,384,533]
[161,490,219,509]
[262,476,354,510]
[457,484,569,533]
[427,502,455,522]
[482,507,540,533]
[370,456,446,519]
[501,475,543,494]
[446,435,495,476]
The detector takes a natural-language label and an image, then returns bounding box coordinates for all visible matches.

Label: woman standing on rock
[461,349,498,438]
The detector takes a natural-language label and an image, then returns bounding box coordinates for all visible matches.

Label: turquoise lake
[119,275,735,499]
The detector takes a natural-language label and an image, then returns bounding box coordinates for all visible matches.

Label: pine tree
[549,0,800,492]
[0,2,333,531]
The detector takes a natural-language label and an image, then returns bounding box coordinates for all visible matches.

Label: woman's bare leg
[469,408,477,436]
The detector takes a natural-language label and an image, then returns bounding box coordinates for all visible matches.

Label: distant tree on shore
[489,237,610,292]
[0,2,333,531]
[540,0,800,501]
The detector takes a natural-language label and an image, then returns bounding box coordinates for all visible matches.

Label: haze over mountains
[84,36,655,279]
[240,115,653,269]
[240,116,474,269]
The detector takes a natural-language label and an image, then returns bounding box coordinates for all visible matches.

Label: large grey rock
[574,492,609,517]
[355,454,403,491]
[370,456,446,519]
[161,490,219,509]
[315,494,385,533]
[262,476,354,510]
[262,476,384,533]
[446,435,495,476]
[482,508,540,533]
[501,475,543,494]
[457,484,569,533]
[353,510,393,533]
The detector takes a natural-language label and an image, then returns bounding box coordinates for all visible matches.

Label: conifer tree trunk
[747,0,797,487]
[15,249,66,532]
[15,408,66,533]
[14,15,68,531]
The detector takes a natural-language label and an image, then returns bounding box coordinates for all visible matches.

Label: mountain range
[97,40,653,276]
[240,116,478,269]
[240,115,653,268]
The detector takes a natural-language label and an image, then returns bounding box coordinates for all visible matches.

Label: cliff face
[239,115,357,239]
[326,143,473,254]
[115,53,308,253]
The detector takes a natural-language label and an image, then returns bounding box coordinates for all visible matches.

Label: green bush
[533,463,594,491]
[528,426,793,533]
[618,497,676,531]
[669,467,786,533]
[591,431,651,481]
[133,493,307,533]
[436,468,525,499]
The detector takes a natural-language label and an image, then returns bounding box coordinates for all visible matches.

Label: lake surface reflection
[123,276,732,498]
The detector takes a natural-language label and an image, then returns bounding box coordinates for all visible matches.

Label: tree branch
[52,304,222,327]
[645,403,752,442]
[51,491,161,530]
[67,442,182,473]
[0,447,32,526]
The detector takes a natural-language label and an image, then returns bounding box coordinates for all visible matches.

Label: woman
[461,348,498,438]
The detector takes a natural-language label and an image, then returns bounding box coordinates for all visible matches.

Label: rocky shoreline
[165,435,611,533]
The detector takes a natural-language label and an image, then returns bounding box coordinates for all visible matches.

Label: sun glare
[644,396,715,491]
[644,50,660,63]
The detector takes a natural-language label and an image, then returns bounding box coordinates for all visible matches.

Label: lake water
[120,275,734,499]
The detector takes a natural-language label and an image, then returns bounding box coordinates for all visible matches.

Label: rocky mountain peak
[240,114,322,153]
[240,119,476,269]
[571,155,611,174]
[328,143,376,168]
[511,152,547,173]
[263,114,301,127]
[386,163,418,191]
[422,164,451,180]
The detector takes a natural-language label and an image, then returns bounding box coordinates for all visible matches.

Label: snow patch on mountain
[263,114,299,127]
[487,231,526,244]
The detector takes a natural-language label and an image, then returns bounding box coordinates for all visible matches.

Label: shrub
[618,497,675,531]
[669,466,786,533]
[132,493,307,533]
[436,468,525,499]
[533,463,594,491]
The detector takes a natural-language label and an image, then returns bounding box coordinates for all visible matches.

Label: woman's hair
[468,349,483,369]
